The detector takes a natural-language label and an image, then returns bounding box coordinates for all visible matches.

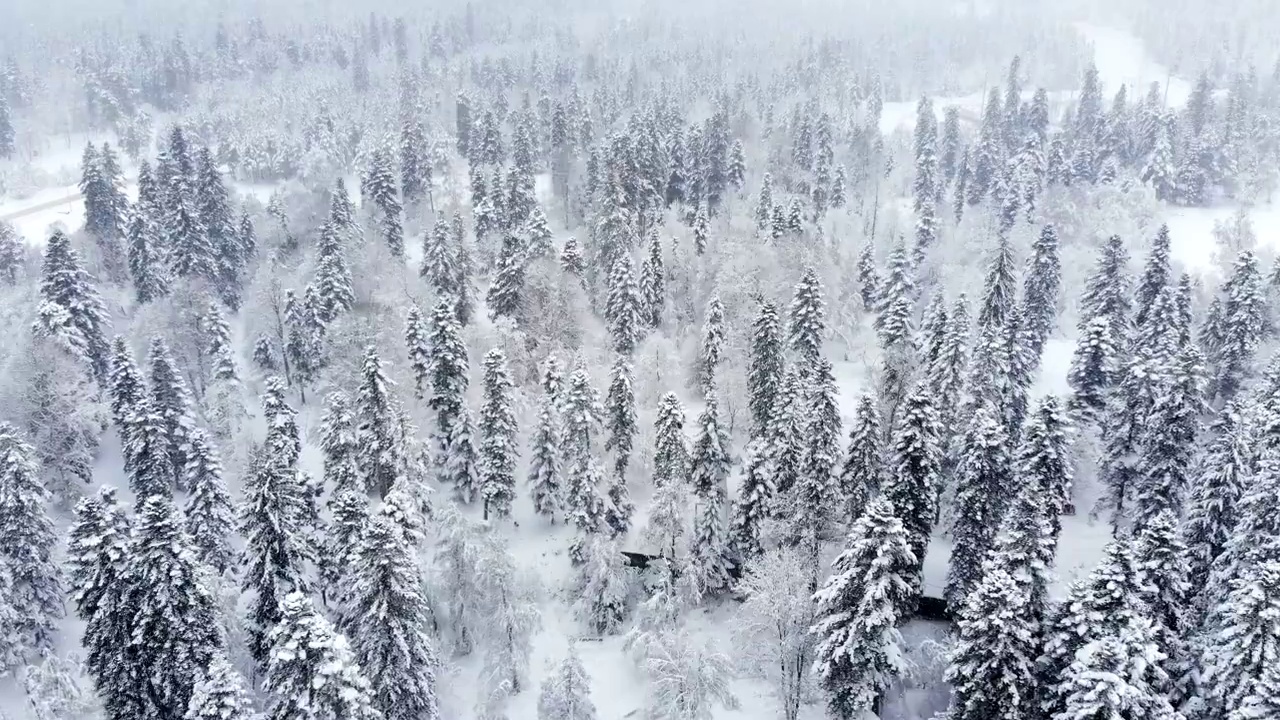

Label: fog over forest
[1,0,1280,719]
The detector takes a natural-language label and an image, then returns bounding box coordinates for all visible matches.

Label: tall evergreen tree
[240,441,312,671]
[1068,315,1118,423]
[538,648,597,720]
[790,267,826,369]
[1078,234,1131,353]
[196,147,242,308]
[698,295,726,394]
[1207,251,1265,403]
[564,369,608,555]
[790,358,843,589]
[125,494,226,716]
[604,356,637,481]
[479,349,518,519]
[1134,225,1173,331]
[148,336,197,488]
[364,143,405,258]
[945,566,1040,720]
[185,652,257,720]
[108,336,147,441]
[884,383,942,577]
[183,428,235,573]
[838,395,882,522]
[729,439,774,562]
[354,346,404,499]
[344,493,442,720]
[0,425,63,661]
[689,391,733,597]
[315,221,355,323]
[487,232,527,320]
[1201,558,1280,718]
[606,255,642,355]
[34,230,111,382]
[748,300,784,441]
[529,362,564,523]
[428,300,469,444]
[406,306,431,400]
[265,593,379,720]
[944,402,1010,614]
[639,233,666,327]
[1022,224,1062,364]
[1184,404,1248,596]
[811,497,916,720]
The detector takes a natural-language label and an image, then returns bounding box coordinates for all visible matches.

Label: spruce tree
[183,428,235,573]
[479,349,519,519]
[1134,224,1173,331]
[355,346,404,499]
[1207,251,1265,403]
[689,391,733,597]
[838,395,882,522]
[811,497,916,719]
[790,267,826,369]
[1133,509,1189,685]
[35,230,111,382]
[1067,315,1118,423]
[428,300,469,443]
[884,383,942,576]
[1184,404,1248,595]
[606,255,642,355]
[265,592,379,720]
[320,488,368,609]
[1020,396,1072,540]
[944,402,1010,614]
[945,566,1040,720]
[1022,224,1061,364]
[1054,620,1178,720]
[344,495,442,720]
[529,369,564,523]
[1078,234,1131,353]
[108,336,147,441]
[790,358,843,589]
[240,442,312,671]
[0,221,20,285]
[729,438,774,562]
[204,301,237,384]
[1133,343,1203,524]
[604,356,637,481]
[564,369,607,554]
[747,300,784,441]
[0,94,13,159]
[698,295,727,394]
[364,144,405,258]
[653,391,690,492]
[315,221,355,323]
[487,232,527,320]
[0,425,63,660]
[405,307,431,400]
[930,296,970,432]
[185,652,257,720]
[1202,559,1280,718]
[196,147,242,308]
[149,336,197,487]
[639,233,666,327]
[445,407,481,504]
[123,393,177,502]
[124,494,224,717]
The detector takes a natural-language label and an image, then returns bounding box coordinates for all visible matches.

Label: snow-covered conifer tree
[946,566,1040,720]
[838,395,881,522]
[1184,404,1248,595]
[265,592,379,720]
[183,429,235,573]
[34,230,111,382]
[748,301,784,441]
[811,497,916,719]
[529,358,564,522]
[606,255,642,355]
[789,267,825,369]
[698,295,725,394]
[1022,224,1061,364]
[184,652,256,720]
[479,348,518,519]
[944,402,1010,614]
[639,233,666,327]
[564,369,607,552]
[0,425,63,663]
[538,648,597,720]
[884,383,941,575]
[314,221,355,323]
[689,392,733,597]
[428,299,470,445]
[148,336,197,487]
[574,535,631,635]
[364,143,405,258]
[406,306,431,400]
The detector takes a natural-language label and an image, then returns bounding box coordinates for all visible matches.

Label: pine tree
[402,307,431,400]
[1133,343,1203,524]
[689,392,733,597]
[838,395,882,522]
[265,592,379,720]
[1054,621,1178,720]
[420,217,457,296]
[479,349,518,519]
[606,255,642,355]
[875,241,915,410]
[185,652,257,720]
[561,236,585,275]
[345,494,442,720]
[755,174,774,233]
[1133,510,1189,684]
[748,301,784,441]
[487,232,527,321]
[884,383,942,576]
[124,493,225,717]
[538,648,597,720]
[240,442,312,670]
[639,233,666,327]
[789,358,843,589]
[315,221,355,323]
[445,407,482,504]
[123,392,177,502]
[1020,396,1072,540]
[183,428,235,573]
[931,296,971,432]
[945,566,1040,720]
[944,402,1010,614]
[0,425,63,661]
[0,94,13,159]
[320,488,368,609]
[34,230,111,382]
[653,391,690,492]
[811,497,916,720]
[698,295,725,394]
[196,148,242,308]
[355,346,404,499]
[1022,224,1061,364]
[428,300,470,443]
[149,336,197,487]
[1134,224,1173,331]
